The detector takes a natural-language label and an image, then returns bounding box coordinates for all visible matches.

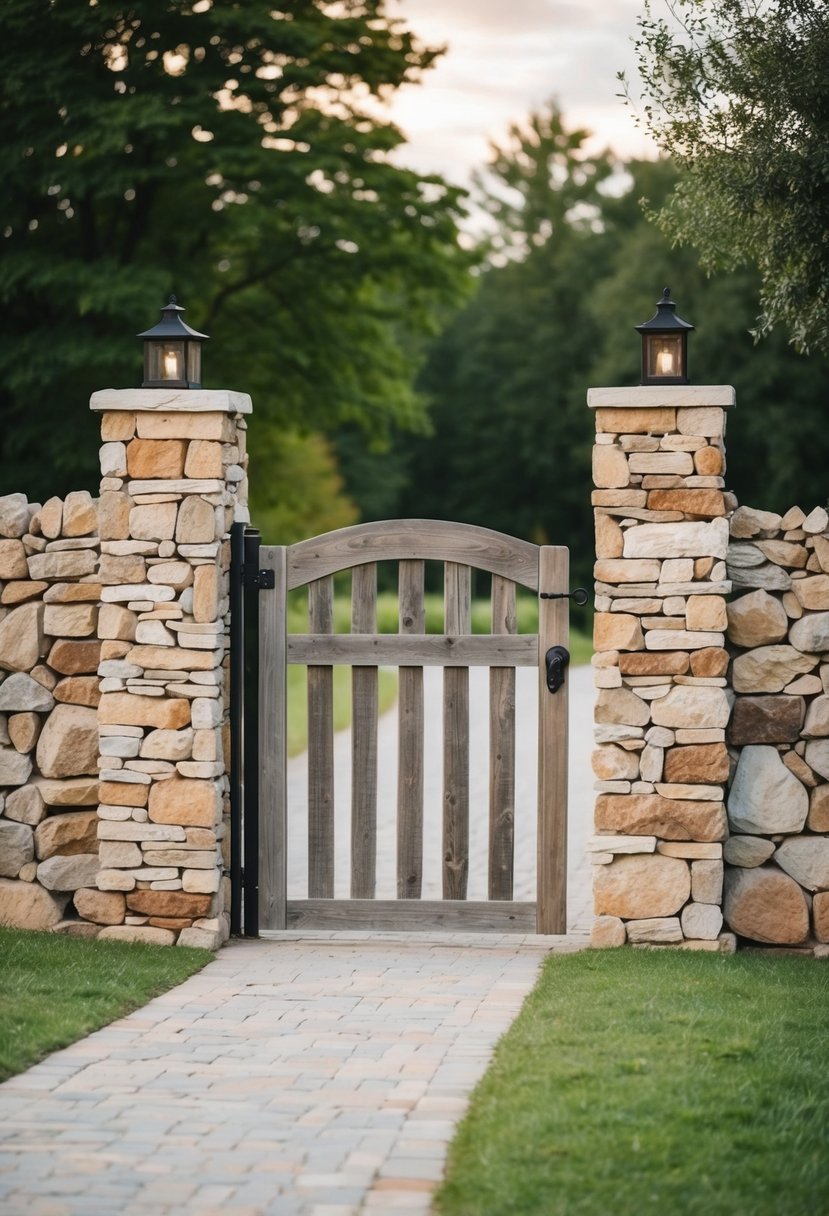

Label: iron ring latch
[539,587,589,605]
[545,645,570,694]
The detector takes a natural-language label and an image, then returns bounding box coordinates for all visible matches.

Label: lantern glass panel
[145,340,185,384]
[186,342,202,387]
[645,333,683,381]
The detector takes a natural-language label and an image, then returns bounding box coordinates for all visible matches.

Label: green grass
[0,927,210,1082]
[436,949,829,1216]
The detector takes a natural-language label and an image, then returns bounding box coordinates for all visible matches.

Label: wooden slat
[443,562,470,899]
[351,563,377,899]
[537,546,569,934]
[307,575,334,898]
[397,559,424,899]
[284,899,536,933]
[489,576,517,901]
[287,633,537,667]
[258,546,287,930]
[288,519,539,591]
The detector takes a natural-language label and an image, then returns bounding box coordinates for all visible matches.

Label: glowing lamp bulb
[655,347,674,376]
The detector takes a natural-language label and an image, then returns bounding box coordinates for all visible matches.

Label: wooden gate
[255,520,570,934]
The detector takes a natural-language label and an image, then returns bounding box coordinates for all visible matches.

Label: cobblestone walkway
[0,668,594,1215]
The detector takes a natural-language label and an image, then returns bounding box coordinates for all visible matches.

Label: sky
[378,0,657,186]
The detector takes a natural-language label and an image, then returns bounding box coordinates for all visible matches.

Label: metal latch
[540,587,589,604]
[242,566,275,591]
[545,645,570,694]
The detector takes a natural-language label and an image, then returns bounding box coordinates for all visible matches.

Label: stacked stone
[88,388,251,949]
[586,386,737,951]
[723,503,829,951]
[0,491,102,932]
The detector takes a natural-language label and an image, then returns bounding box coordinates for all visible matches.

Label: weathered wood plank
[397,559,424,899]
[351,563,377,899]
[489,576,517,901]
[307,575,334,898]
[258,546,287,930]
[287,633,537,666]
[284,899,537,933]
[537,547,569,934]
[443,562,470,899]
[288,519,539,591]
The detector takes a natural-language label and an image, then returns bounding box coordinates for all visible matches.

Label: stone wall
[0,389,250,948]
[723,503,829,949]
[587,386,737,951]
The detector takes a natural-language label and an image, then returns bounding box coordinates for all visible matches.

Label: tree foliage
[0,0,469,500]
[623,0,829,353]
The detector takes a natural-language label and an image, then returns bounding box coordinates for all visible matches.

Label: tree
[623,0,829,353]
[0,0,469,500]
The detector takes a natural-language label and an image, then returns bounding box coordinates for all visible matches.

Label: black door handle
[545,645,570,694]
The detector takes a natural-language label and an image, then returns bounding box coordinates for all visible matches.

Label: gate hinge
[242,565,275,591]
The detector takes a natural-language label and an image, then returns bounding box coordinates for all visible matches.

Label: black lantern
[635,287,694,385]
[138,295,209,388]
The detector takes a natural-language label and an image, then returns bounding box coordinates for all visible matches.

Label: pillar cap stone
[90,388,252,414]
[587,385,735,409]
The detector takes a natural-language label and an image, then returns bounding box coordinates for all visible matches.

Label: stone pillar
[587,385,737,951]
[89,388,250,948]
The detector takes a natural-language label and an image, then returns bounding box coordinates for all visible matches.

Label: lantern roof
[137,295,209,342]
[635,287,694,334]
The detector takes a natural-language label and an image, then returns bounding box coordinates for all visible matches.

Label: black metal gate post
[229,521,267,937]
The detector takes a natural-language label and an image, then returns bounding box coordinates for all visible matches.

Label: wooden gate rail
[256,520,569,935]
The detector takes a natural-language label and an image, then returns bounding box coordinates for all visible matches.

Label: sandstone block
[618,652,688,676]
[726,590,788,648]
[784,751,818,787]
[691,859,723,904]
[62,491,97,537]
[803,506,829,534]
[177,926,219,949]
[43,603,97,639]
[0,493,29,539]
[591,745,640,781]
[0,540,29,580]
[693,446,724,476]
[590,916,626,947]
[27,550,97,581]
[593,613,644,652]
[73,888,125,925]
[724,866,809,944]
[36,704,98,778]
[35,810,98,860]
[755,540,808,569]
[664,743,729,784]
[0,877,67,929]
[595,793,727,841]
[182,868,221,893]
[0,747,32,786]
[628,451,694,476]
[655,782,723,801]
[729,563,791,592]
[96,869,136,890]
[0,603,44,673]
[145,849,216,868]
[0,821,34,877]
[624,518,729,560]
[37,853,99,891]
[723,835,776,867]
[128,502,178,542]
[645,629,724,651]
[140,728,194,761]
[125,645,217,672]
[729,695,805,745]
[626,917,683,944]
[808,785,829,832]
[657,842,722,859]
[98,555,147,586]
[790,612,829,655]
[53,676,100,709]
[98,692,191,729]
[96,821,185,842]
[731,506,782,537]
[2,580,49,605]
[686,596,728,632]
[594,512,624,560]
[0,673,54,712]
[4,785,46,826]
[592,445,630,490]
[98,780,148,808]
[593,853,690,918]
[793,575,829,611]
[175,498,218,548]
[732,646,815,694]
[98,491,131,540]
[147,561,193,591]
[594,406,676,434]
[98,840,143,868]
[681,902,723,940]
[192,565,221,624]
[135,410,233,440]
[639,743,663,782]
[593,558,662,584]
[650,685,730,729]
[148,776,219,827]
[34,777,98,807]
[184,440,223,479]
[98,925,175,945]
[126,889,212,917]
[728,745,808,835]
[804,740,829,781]
[48,639,102,675]
[127,439,188,480]
[689,648,729,678]
[774,837,829,891]
[595,687,650,727]
[98,603,137,642]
